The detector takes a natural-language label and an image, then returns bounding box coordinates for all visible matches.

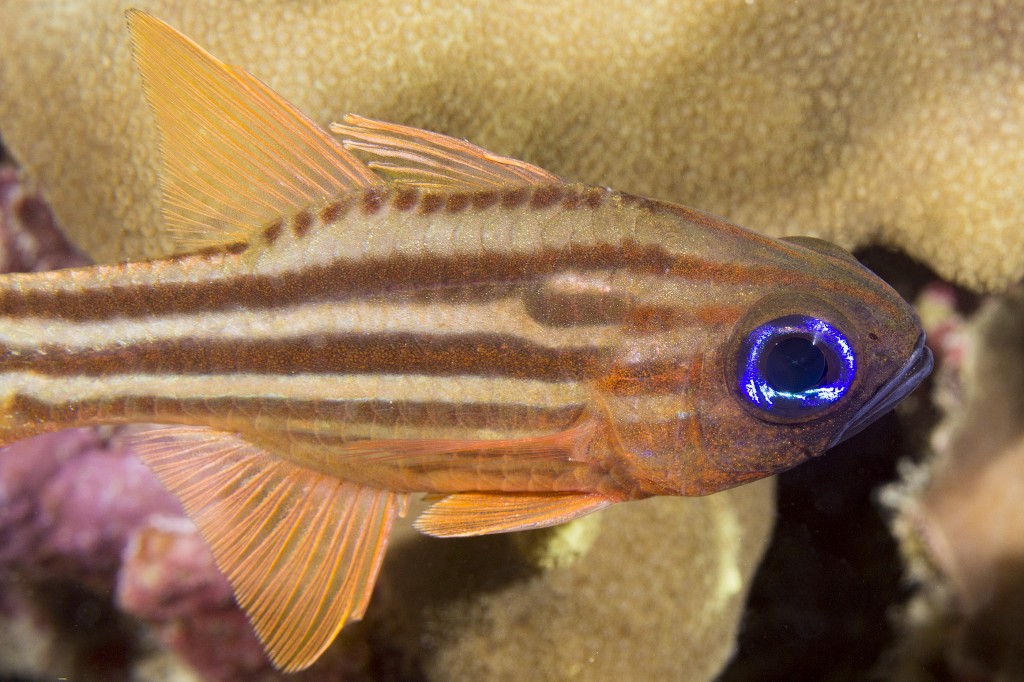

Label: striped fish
[0,11,931,672]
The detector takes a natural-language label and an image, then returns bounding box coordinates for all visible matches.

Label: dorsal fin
[126,10,381,251]
[331,114,561,189]
[133,427,407,672]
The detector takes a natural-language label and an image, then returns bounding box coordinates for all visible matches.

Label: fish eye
[736,314,856,421]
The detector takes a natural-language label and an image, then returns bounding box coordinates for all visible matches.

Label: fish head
[694,236,931,493]
[598,233,931,497]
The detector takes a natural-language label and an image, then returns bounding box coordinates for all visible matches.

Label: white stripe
[3,371,588,409]
[0,298,621,350]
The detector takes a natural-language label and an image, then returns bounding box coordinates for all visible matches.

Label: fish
[0,10,932,672]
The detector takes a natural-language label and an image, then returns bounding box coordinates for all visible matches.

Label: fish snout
[827,333,933,448]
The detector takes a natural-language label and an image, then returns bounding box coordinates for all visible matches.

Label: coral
[115,515,270,681]
[0,429,181,679]
[371,485,775,681]
[511,512,604,570]
[0,429,181,589]
[0,166,87,272]
[885,285,1024,679]
[0,429,774,681]
[1,1,1022,291]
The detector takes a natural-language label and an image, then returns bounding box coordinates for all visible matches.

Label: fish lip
[827,333,933,449]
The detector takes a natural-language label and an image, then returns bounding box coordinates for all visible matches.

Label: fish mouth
[828,333,933,448]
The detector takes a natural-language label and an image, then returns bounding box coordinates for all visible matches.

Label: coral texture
[0,166,87,272]
[886,285,1024,679]
[374,487,775,681]
[1,1,1022,290]
[0,429,181,679]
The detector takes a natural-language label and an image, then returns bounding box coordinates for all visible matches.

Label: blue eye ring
[736,314,857,421]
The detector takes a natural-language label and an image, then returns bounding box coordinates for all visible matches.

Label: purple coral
[0,165,88,272]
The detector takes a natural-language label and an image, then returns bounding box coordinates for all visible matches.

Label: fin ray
[414,492,611,537]
[133,427,406,672]
[126,11,380,251]
[331,114,561,189]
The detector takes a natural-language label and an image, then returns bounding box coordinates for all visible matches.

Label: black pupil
[764,337,827,393]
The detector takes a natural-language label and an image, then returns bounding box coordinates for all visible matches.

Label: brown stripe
[0,240,683,321]
[262,219,283,245]
[668,255,800,286]
[7,393,583,434]
[531,186,563,209]
[292,210,313,237]
[393,188,419,212]
[361,188,385,214]
[0,333,608,380]
[596,356,700,396]
[471,190,499,210]
[500,187,529,209]
[0,185,860,322]
[446,193,470,213]
[419,192,445,214]
[319,200,347,224]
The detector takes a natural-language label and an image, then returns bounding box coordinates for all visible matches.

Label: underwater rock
[886,285,1024,680]
[1,1,1022,291]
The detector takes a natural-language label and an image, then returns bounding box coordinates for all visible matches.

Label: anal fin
[414,492,611,538]
[133,427,407,672]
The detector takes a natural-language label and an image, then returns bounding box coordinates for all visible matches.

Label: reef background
[2,1,1023,679]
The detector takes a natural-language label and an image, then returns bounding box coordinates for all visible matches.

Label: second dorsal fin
[332,114,561,189]
[126,10,381,251]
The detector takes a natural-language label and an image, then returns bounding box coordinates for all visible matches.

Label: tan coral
[374,485,774,681]
[1,1,1022,290]
[886,286,1024,679]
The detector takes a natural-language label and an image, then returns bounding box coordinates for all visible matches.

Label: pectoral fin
[331,114,561,189]
[133,427,407,672]
[414,492,611,537]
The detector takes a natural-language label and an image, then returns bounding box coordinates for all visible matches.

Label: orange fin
[414,492,611,537]
[133,427,407,672]
[331,114,561,189]
[126,11,381,251]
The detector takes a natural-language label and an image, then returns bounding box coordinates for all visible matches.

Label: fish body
[0,12,931,671]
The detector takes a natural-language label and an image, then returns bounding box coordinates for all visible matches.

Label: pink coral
[117,515,271,680]
[0,430,181,588]
[0,165,87,272]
